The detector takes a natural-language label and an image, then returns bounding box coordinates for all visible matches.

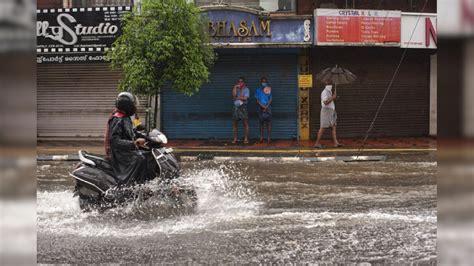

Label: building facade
[36,5,148,138]
[308,9,437,138]
[36,0,437,139]
[159,5,312,139]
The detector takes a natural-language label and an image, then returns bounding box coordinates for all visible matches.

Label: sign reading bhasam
[206,9,312,44]
[209,20,271,38]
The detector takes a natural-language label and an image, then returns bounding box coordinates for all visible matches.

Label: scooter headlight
[158,134,168,144]
[149,129,168,144]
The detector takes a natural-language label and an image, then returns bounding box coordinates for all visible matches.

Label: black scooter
[70,129,197,212]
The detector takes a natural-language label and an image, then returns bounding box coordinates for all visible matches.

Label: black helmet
[117,92,139,105]
[115,92,137,116]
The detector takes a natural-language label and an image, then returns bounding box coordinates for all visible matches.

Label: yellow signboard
[298,74,313,88]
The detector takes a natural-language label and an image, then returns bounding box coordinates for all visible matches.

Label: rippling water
[37,158,437,264]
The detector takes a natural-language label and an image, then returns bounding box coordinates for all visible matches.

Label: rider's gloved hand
[134,138,146,147]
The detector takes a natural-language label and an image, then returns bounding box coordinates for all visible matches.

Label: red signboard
[315,9,401,46]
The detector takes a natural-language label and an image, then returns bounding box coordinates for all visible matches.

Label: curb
[174,148,436,153]
[37,155,79,161]
[37,154,386,162]
[212,155,386,162]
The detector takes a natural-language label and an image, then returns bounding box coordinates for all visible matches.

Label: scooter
[70,128,197,212]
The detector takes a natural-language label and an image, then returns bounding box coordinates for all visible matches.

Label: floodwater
[37,154,437,264]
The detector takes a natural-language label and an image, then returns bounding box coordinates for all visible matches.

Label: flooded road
[37,155,436,264]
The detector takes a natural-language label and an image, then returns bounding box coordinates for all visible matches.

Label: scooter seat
[78,150,115,177]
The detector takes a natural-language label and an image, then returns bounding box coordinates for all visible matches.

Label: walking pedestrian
[314,81,343,148]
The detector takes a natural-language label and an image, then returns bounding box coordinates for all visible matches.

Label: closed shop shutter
[310,48,431,138]
[161,49,298,139]
[37,64,148,138]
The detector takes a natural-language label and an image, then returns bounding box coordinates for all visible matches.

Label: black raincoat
[107,112,148,185]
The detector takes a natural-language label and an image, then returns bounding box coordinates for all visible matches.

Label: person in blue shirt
[255,77,273,143]
[232,77,250,144]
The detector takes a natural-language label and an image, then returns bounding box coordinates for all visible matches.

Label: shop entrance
[161,49,299,140]
[310,48,432,139]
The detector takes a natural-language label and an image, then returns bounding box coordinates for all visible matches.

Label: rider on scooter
[105,92,148,185]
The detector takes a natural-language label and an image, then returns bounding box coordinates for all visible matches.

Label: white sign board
[438,0,474,37]
[401,13,437,49]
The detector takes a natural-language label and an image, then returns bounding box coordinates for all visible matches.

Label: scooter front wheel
[78,196,94,212]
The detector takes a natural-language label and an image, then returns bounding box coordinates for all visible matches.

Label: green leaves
[106,0,215,96]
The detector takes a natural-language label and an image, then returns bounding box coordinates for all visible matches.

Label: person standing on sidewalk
[232,77,250,144]
[314,81,343,148]
[255,77,273,143]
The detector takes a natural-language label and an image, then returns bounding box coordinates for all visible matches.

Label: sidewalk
[37,137,436,159]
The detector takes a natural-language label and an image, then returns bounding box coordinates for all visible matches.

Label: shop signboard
[37,6,313,64]
[298,74,313,88]
[206,9,312,45]
[314,9,401,46]
[36,6,131,64]
[401,13,437,49]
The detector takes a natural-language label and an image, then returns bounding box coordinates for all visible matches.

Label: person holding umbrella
[314,65,356,148]
[314,80,342,148]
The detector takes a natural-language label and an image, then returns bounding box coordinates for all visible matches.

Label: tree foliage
[107,0,215,96]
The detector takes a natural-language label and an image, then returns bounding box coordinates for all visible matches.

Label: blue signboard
[206,9,312,45]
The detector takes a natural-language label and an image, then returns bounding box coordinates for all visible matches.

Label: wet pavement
[36,137,436,156]
[37,153,436,264]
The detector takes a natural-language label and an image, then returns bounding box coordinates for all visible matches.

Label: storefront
[36,6,149,138]
[36,5,436,140]
[160,6,312,139]
[310,9,437,138]
[36,5,312,139]
[161,49,300,139]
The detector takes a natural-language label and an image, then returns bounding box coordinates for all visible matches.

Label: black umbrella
[315,65,357,93]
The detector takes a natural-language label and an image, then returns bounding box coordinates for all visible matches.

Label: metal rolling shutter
[37,64,148,138]
[161,50,298,139]
[310,48,431,138]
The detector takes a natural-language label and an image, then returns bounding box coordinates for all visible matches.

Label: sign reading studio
[36,6,131,64]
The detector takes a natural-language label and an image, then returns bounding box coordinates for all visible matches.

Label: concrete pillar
[429,54,437,136]
[463,40,474,137]
[298,49,311,140]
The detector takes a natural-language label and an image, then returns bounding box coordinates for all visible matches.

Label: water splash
[183,162,259,215]
[37,162,262,237]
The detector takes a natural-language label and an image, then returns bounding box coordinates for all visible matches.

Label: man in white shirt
[314,81,343,148]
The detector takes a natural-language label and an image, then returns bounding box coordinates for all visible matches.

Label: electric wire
[355,0,430,158]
